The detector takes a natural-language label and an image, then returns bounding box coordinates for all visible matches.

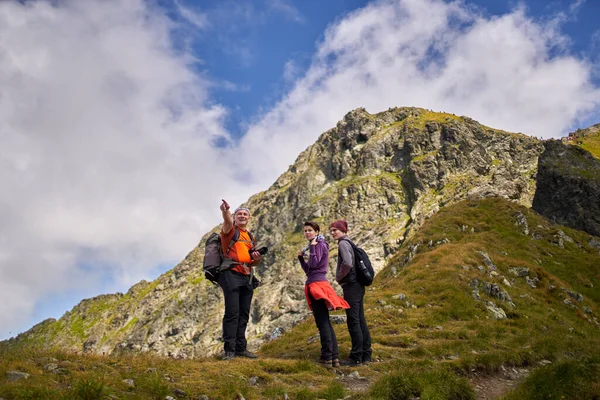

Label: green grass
[576,128,600,159]
[501,356,600,400]
[2,198,599,399]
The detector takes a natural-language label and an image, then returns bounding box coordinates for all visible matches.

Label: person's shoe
[318,358,333,368]
[235,350,258,359]
[340,358,362,367]
[362,358,371,366]
[222,351,236,360]
[332,359,340,368]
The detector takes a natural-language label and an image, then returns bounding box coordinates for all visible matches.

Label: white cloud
[283,59,300,83]
[2,0,600,341]
[266,0,304,23]
[174,0,208,30]
[0,0,250,339]
[239,0,600,184]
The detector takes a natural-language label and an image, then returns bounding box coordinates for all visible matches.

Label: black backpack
[202,228,255,285]
[340,239,374,286]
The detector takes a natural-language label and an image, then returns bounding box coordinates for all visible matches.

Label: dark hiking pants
[342,281,372,362]
[219,270,254,353]
[308,290,339,361]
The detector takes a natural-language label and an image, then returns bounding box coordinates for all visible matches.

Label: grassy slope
[1,198,599,399]
[574,127,600,159]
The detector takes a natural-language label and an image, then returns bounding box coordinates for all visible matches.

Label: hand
[298,250,304,257]
[220,199,230,212]
[250,251,262,261]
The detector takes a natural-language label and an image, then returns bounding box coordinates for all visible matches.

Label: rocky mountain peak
[8,107,571,358]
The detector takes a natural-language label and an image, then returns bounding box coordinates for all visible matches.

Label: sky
[0,0,599,340]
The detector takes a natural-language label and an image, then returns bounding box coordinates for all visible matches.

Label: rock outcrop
[532,139,600,238]
[6,107,551,358]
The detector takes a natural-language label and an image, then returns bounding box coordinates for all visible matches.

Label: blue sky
[1,0,599,340]
[168,0,600,138]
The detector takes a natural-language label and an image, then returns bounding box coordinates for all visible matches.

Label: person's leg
[219,271,241,354]
[343,282,363,362]
[358,285,372,363]
[309,292,334,361]
[235,279,254,353]
[329,316,339,364]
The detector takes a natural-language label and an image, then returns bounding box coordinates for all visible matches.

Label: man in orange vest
[219,199,263,360]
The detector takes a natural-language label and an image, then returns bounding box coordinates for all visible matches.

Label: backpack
[340,239,374,286]
[202,228,255,285]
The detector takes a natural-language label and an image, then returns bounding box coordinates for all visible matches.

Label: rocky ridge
[533,137,600,238]
[5,107,568,358]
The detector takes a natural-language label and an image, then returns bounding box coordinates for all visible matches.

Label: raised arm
[220,199,233,234]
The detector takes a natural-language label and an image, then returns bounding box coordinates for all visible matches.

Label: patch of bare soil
[470,367,531,400]
[335,368,372,393]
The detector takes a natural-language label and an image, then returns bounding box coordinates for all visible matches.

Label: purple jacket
[298,238,329,284]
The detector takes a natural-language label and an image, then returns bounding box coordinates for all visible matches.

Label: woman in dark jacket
[330,219,372,366]
[298,221,349,368]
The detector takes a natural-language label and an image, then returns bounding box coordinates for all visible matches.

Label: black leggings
[308,290,339,361]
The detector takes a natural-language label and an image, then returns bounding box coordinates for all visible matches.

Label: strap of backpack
[248,231,256,249]
[220,228,255,271]
[224,227,240,255]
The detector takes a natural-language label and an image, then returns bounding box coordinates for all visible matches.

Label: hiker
[330,220,372,366]
[298,221,349,368]
[219,199,262,360]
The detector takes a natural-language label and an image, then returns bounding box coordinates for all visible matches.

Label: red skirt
[305,281,350,311]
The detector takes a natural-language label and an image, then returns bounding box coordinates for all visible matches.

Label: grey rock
[249,376,259,386]
[392,294,407,300]
[509,267,529,277]
[331,315,347,324]
[564,298,574,306]
[526,276,539,288]
[566,290,584,302]
[123,379,135,388]
[590,238,600,253]
[533,139,600,238]
[199,396,209,400]
[6,371,30,381]
[469,279,513,304]
[478,251,496,270]
[514,212,529,235]
[270,327,284,340]
[44,363,59,371]
[485,302,507,319]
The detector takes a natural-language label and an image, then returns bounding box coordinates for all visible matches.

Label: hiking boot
[332,359,340,368]
[235,350,258,359]
[222,351,236,360]
[318,358,333,368]
[340,358,362,367]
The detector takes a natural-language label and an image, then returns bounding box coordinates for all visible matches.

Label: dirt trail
[470,367,530,399]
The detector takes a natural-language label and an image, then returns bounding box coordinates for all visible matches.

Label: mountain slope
[2,198,599,400]
[0,107,565,358]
